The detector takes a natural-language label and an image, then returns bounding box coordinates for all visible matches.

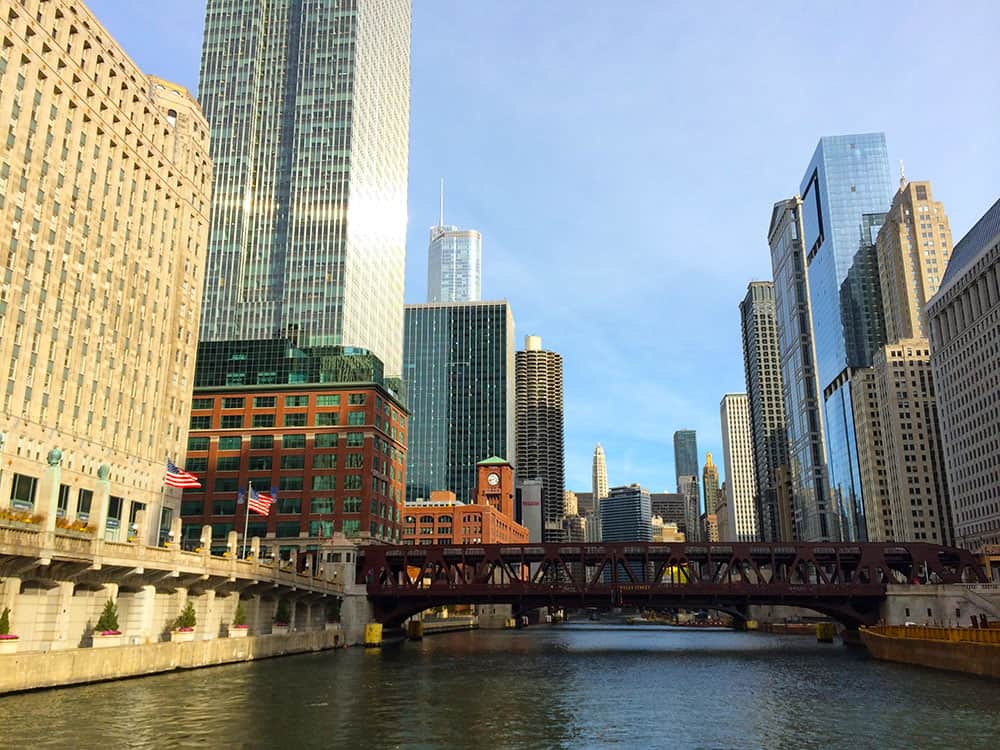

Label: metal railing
[865,625,1000,644]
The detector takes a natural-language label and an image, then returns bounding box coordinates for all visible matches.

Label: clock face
[487,472,500,486]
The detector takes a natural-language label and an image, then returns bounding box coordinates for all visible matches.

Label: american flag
[165,458,201,488]
[248,486,275,516]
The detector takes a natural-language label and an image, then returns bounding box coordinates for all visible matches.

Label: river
[1,625,998,749]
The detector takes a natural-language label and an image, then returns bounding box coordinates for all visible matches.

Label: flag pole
[242,479,252,559]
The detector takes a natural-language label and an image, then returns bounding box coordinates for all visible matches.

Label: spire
[439,177,445,227]
[899,160,906,190]
[705,452,714,467]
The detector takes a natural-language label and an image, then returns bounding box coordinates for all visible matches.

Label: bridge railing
[865,625,1000,644]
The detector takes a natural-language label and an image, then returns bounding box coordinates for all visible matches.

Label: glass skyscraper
[798,134,893,540]
[428,225,482,303]
[197,0,411,375]
[403,301,515,505]
[673,430,699,488]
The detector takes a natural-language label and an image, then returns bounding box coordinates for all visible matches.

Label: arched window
[404,516,415,524]
[437,515,452,524]
[419,515,435,524]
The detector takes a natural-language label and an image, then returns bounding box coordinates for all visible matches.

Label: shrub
[233,601,247,627]
[0,607,10,636]
[273,599,291,625]
[95,599,120,633]
[174,601,197,631]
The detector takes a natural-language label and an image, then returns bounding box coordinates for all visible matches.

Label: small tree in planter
[272,599,292,635]
[171,601,197,643]
[93,599,123,648]
[0,606,17,655]
[325,599,342,632]
[228,600,249,639]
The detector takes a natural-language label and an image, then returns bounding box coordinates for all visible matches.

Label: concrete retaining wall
[862,630,1000,679]
[0,629,343,695]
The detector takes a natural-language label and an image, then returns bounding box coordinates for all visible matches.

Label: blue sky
[90,0,999,493]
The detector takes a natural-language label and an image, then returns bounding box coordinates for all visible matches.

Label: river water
[2,625,998,749]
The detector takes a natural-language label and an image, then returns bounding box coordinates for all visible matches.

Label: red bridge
[358,541,985,628]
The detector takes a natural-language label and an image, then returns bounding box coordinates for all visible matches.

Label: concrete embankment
[0,630,343,695]
[861,626,1000,679]
[421,615,478,635]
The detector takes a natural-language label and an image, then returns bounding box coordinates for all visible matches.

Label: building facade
[592,443,608,501]
[0,2,211,544]
[402,301,514,505]
[678,475,701,542]
[720,394,758,541]
[702,453,720,519]
[740,281,790,541]
[798,133,894,540]
[427,225,482,303]
[515,336,565,541]
[928,198,1000,551]
[673,430,699,488]
[601,485,653,542]
[197,0,411,375]
[515,478,543,542]
[768,197,834,541]
[180,341,407,554]
[651,492,686,530]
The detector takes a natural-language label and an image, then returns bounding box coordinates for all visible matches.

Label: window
[252,414,275,428]
[347,432,363,447]
[76,488,93,519]
[311,498,335,514]
[9,473,37,510]
[222,397,245,409]
[279,476,303,492]
[57,485,70,518]
[246,522,267,538]
[316,394,340,406]
[285,395,308,407]
[212,523,235,539]
[254,396,276,408]
[250,435,273,450]
[309,520,334,537]
[315,412,337,426]
[212,500,236,515]
[189,415,211,430]
[280,455,304,470]
[284,413,307,427]
[191,398,213,410]
[218,436,241,451]
[186,458,209,473]
[276,521,300,538]
[282,434,306,449]
[248,455,272,471]
[312,476,336,490]
[221,415,243,429]
[343,497,362,513]
[345,453,363,469]
[315,433,338,448]
[349,394,366,405]
[344,475,362,490]
[342,519,361,537]
[180,500,202,516]
[915,185,928,200]
[277,498,301,514]
[312,454,337,469]
[216,456,241,472]
[214,478,239,493]
[347,411,365,426]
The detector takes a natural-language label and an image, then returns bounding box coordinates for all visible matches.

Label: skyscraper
[768,197,834,541]
[0,4,211,544]
[740,281,790,541]
[928,199,1000,551]
[720,394,758,541]
[702,453,720,517]
[403,301,515,505]
[427,187,482,303]
[678,475,701,542]
[673,430,699,484]
[601,485,653,542]
[515,336,565,541]
[592,443,609,502]
[197,0,411,375]
[798,133,894,540]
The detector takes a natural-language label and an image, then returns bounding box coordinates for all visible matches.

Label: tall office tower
[592,443,609,501]
[0,3,211,545]
[716,483,731,541]
[563,491,579,517]
[515,336,565,541]
[403,301,514,505]
[798,133,894,540]
[855,179,955,545]
[702,453,720,517]
[740,281,790,541]
[651,493,686,529]
[769,197,834,541]
[574,491,596,517]
[720,394,758,541]
[601,485,653,542]
[198,0,411,375]
[427,187,482,303]
[928,198,1000,551]
[673,430,699,488]
[678,475,701,541]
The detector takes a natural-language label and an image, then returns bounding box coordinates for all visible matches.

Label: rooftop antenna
[899,159,906,189]
[439,178,445,227]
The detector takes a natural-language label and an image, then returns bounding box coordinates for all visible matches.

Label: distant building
[601,485,653,542]
[516,478,544,543]
[702,513,719,543]
[678,475,701,541]
[563,491,579,517]
[563,514,586,543]
[427,224,482,303]
[673,430,699,488]
[702,453,721,518]
[574,492,597,518]
[515,336,565,541]
[651,493,686,529]
[928,197,1000,551]
[591,443,608,541]
[403,301,515,505]
[740,281,790,541]
[721,394,758,541]
[652,516,685,543]
[715,483,731,541]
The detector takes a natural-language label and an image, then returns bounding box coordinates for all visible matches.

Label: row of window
[191,393,367,410]
[182,495,369,516]
[194,474,367,493]
[186,452,364,472]
[190,410,369,430]
[187,432,364,452]
[195,518,378,540]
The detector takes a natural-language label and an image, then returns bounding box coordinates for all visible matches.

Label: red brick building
[180,341,407,556]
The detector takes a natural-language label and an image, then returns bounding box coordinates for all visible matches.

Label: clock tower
[475,457,515,520]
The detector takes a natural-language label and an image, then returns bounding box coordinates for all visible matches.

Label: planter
[93,632,123,648]
[170,629,195,643]
[228,625,249,639]
[0,636,18,655]
[271,624,290,636]
[56,528,95,540]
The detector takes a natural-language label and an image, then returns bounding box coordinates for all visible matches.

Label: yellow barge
[860,625,1000,679]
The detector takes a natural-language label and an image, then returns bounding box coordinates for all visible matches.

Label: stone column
[51,581,75,651]
[226,530,238,557]
[132,509,147,545]
[198,590,218,640]
[134,585,157,644]
[42,449,63,536]
[93,464,112,542]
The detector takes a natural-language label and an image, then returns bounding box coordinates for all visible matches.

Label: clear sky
[89,0,999,494]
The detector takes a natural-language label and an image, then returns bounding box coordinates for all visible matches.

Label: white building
[721,394,758,541]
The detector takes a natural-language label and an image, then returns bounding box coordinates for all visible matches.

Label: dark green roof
[477,456,510,466]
